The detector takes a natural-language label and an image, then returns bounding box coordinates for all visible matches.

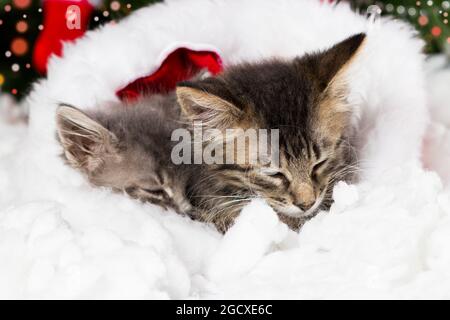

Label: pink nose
[294,183,315,211]
[296,201,314,211]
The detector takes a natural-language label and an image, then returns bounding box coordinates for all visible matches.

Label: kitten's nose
[178,200,192,213]
[294,183,315,211]
[296,201,314,211]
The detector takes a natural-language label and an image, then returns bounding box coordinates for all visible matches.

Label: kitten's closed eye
[142,188,166,198]
[270,172,289,183]
[311,158,328,183]
[312,159,328,174]
[258,168,290,186]
[125,186,138,194]
[126,186,166,198]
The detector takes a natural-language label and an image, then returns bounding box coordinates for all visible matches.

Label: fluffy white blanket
[0,0,449,299]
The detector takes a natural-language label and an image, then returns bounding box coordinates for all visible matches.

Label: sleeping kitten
[177,33,365,231]
[55,94,192,213]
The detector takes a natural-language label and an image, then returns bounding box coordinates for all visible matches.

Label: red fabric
[32,1,223,99]
[33,0,93,74]
[116,47,223,101]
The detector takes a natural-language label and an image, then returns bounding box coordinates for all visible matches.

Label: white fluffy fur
[0,0,448,299]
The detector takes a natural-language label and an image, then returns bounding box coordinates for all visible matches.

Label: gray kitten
[178,34,364,232]
[56,94,192,213]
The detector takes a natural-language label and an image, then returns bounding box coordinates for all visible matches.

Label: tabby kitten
[56,94,192,213]
[177,33,365,232]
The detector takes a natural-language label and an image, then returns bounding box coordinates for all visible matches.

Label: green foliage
[349,0,450,54]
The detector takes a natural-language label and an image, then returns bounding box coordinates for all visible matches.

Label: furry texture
[178,34,366,231]
[1,0,448,299]
[55,95,193,213]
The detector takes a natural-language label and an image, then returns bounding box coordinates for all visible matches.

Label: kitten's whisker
[198,195,248,208]
[210,200,252,221]
[194,195,248,199]
[215,198,252,209]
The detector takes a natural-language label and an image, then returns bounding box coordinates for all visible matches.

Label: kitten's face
[177,34,364,220]
[88,143,191,213]
[240,140,355,218]
[56,105,191,213]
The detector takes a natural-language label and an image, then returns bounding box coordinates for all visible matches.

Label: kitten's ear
[56,104,118,172]
[314,33,366,90]
[176,79,243,129]
[312,34,366,139]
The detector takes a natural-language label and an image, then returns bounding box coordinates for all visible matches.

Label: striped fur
[180,34,365,231]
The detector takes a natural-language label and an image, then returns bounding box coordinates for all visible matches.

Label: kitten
[177,33,365,232]
[55,94,192,213]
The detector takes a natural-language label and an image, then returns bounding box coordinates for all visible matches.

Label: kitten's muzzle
[175,200,193,214]
[295,201,314,212]
[278,190,326,219]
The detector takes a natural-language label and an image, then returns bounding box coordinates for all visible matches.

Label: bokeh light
[13,0,31,9]
[418,15,429,26]
[431,26,442,37]
[11,38,29,56]
[11,64,20,72]
[16,21,28,33]
[110,1,120,11]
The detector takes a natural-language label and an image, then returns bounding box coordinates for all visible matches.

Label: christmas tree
[0,0,449,101]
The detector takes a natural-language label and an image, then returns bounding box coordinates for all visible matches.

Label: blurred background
[0,0,449,102]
